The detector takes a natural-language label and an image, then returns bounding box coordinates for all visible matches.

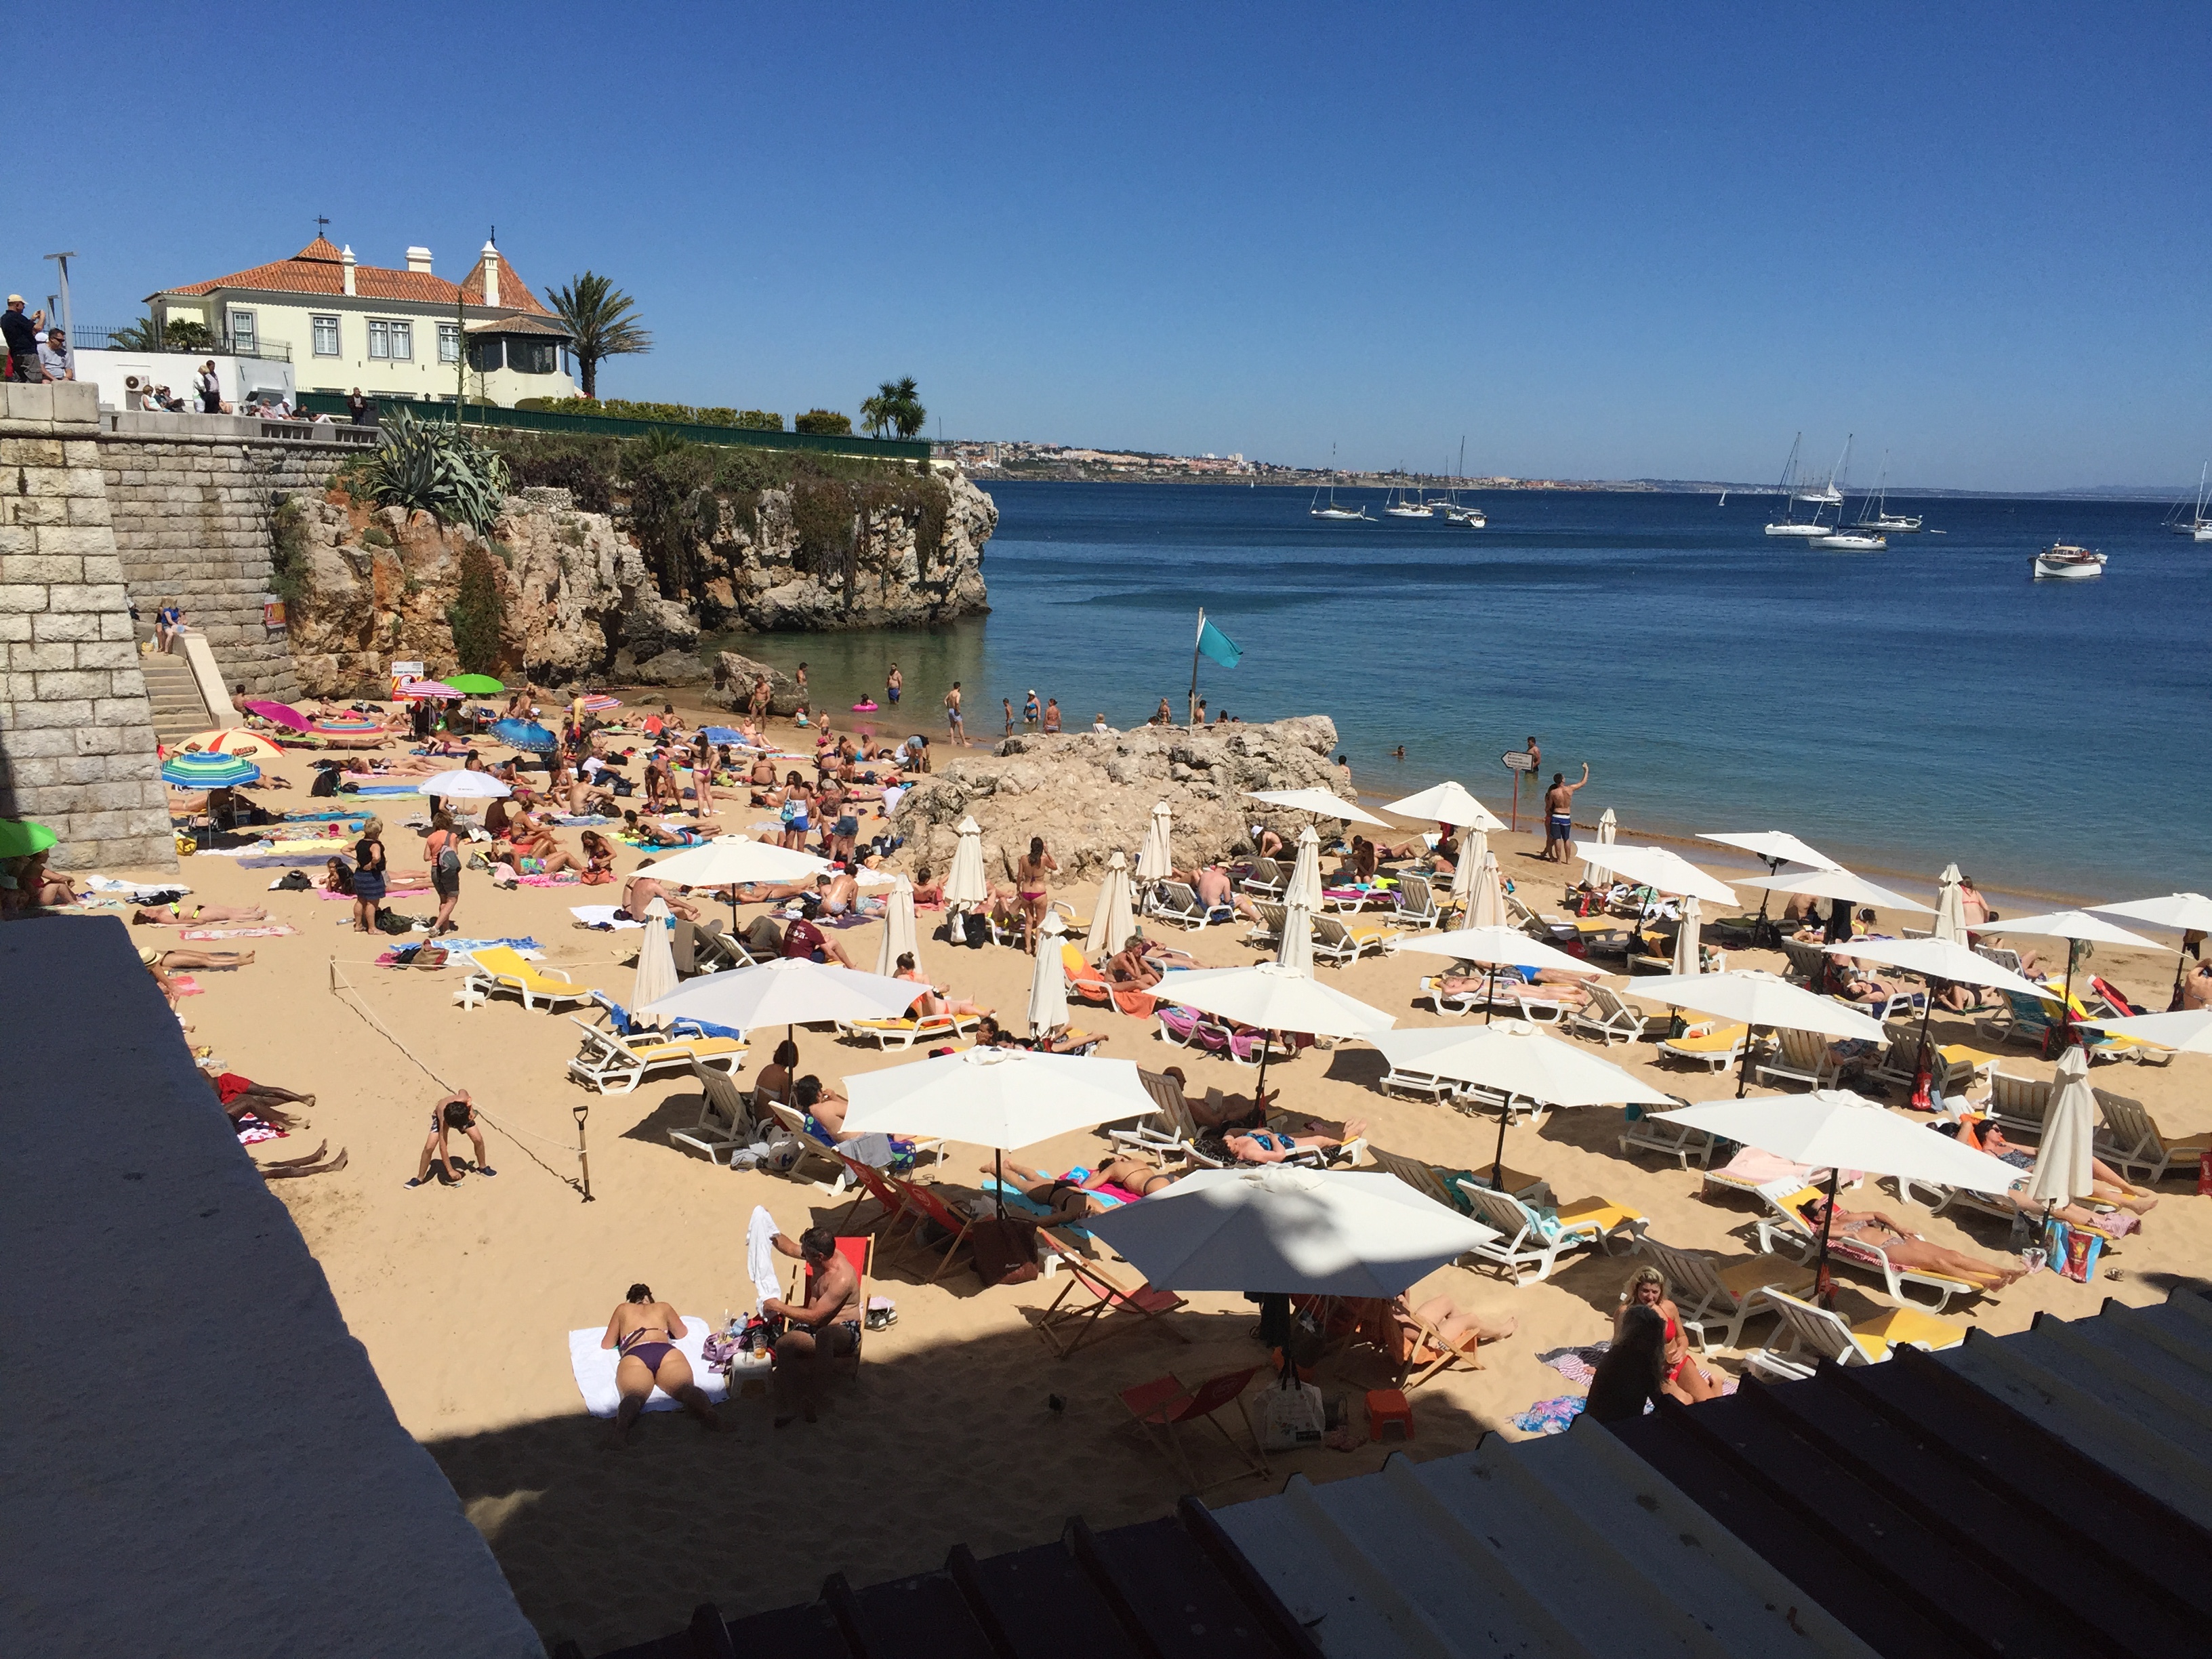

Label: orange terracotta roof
[458,251,554,316]
[155,235,554,316]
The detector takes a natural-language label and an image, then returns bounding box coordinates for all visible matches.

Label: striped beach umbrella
[178,727,284,758]
[313,717,384,734]
[395,680,462,700]
[162,752,261,789]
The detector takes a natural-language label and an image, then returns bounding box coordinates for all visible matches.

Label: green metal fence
[293,394,933,463]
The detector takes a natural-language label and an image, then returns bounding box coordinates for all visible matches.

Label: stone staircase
[134,632,211,747]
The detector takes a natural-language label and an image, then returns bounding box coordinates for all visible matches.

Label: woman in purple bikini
[600,1283,722,1443]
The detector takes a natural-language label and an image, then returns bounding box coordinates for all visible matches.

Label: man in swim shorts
[1540,763,1589,863]
[761,1225,861,1427]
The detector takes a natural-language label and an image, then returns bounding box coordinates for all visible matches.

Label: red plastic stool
[1367,1387,1414,1442]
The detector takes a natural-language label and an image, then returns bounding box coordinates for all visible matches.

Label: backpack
[435,837,461,878]
[310,769,337,798]
[374,907,415,935]
[273,869,313,891]
[962,912,990,948]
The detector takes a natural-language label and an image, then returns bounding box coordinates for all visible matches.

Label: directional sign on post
[1502,750,1534,832]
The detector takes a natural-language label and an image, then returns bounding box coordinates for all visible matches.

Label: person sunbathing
[909,865,944,907]
[1614,1265,1722,1402]
[140,944,256,972]
[601,1283,722,1443]
[208,1071,312,1130]
[1826,958,1901,1006]
[1209,1118,1365,1164]
[893,952,984,1017]
[1106,939,1164,989]
[1391,1292,1515,1357]
[621,863,700,922]
[792,1074,860,1139]
[1803,1195,2028,1288]
[1970,1122,2157,1221]
[134,901,269,925]
[991,1156,1176,1218]
[1437,965,1595,1010]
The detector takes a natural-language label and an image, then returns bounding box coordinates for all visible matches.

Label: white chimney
[479,241,501,308]
[340,245,356,297]
[405,246,434,274]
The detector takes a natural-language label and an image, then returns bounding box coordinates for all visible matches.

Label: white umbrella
[1758,863,1934,916]
[1159,961,1395,1101]
[1656,1089,2022,1305]
[1449,827,1488,919]
[1393,921,1585,1022]
[1369,1019,1675,1188]
[421,769,510,800]
[1135,802,1173,886]
[1824,933,2051,1107]
[1381,780,1504,832]
[638,834,830,890]
[2091,892,2212,999]
[1672,895,1703,976]
[2022,1048,2097,1211]
[944,816,988,913]
[1583,806,1618,886]
[1626,969,1886,1097]
[1287,825,1324,910]
[640,956,920,1038]
[1699,830,1839,871]
[1244,786,1391,828]
[1027,912,1070,1037]
[1086,851,1137,956]
[629,897,680,1027]
[874,876,919,977]
[1569,842,1739,907]
[1987,909,2158,1041]
[1275,893,1314,979]
[2080,1008,2212,1052]
[1467,850,1507,930]
[1086,1165,1498,1299]
[1932,863,1969,945]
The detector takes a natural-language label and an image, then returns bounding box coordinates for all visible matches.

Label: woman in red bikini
[599,1283,722,1443]
[1614,1265,1723,1402]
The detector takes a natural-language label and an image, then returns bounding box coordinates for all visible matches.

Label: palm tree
[108,314,165,350]
[889,375,926,439]
[543,272,652,398]
[860,381,898,438]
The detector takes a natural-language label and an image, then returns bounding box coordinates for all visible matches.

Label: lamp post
[43,251,75,349]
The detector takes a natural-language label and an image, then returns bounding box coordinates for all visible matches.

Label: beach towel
[168,975,204,997]
[347,784,424,796]
[1711,1147,1864,1188]
[517,872,583,887]
[571,905,644,930]
[182,925,298,940]
[567,1315,729,1417]
[85,875,192,899]
[746,1207,781,1308]
[234,1111,287,1146]
[1511,1395,1586,1435]
[550,814,614,826]
[283,811,367,823]
[1536,1344,1610,1387]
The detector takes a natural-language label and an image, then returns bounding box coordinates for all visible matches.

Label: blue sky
[14,3,2211,490]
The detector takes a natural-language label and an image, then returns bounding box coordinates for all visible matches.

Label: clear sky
[15,2,2211,491]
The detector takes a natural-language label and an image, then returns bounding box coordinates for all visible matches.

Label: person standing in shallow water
[886,663,901,705]
[1540,764,1588,862]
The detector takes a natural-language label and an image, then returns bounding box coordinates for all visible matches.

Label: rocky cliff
[890,717,1343,886]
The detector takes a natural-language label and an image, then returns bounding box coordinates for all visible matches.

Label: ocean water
[701,482,2211,901]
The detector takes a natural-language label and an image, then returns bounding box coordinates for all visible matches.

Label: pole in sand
[573,1099,594,1202]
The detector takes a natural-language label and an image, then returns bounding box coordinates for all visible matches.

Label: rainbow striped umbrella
[162,752,261,789]
[313,717,384,734]
[396,680,462,700]
[581,695,621,712]
[178,727,284,758]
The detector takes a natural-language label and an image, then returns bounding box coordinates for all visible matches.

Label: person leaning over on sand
[760,1226,860,1428]
[405,1090,497,1189]
[602,1284,722,1443]
[1540,764,1589,862]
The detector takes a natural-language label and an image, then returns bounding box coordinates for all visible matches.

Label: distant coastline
[960,468,2188,502]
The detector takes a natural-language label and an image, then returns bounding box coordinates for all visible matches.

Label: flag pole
[1189,608,1204,726]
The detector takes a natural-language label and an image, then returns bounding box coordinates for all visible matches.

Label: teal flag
[1196,615,1242,669]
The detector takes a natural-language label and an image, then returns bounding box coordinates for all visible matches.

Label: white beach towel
[567,1314,729,1418]
[747,1206,782,1309]
[86,874,191,897]
[571,904,644,930]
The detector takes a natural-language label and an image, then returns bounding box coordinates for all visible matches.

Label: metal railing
[292,393,933,461]
[70,324,290,363]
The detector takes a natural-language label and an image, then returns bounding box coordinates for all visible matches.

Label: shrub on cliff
[360,407,511,535]
[495,432,619,512]
[795,409,853,436]
[267,497,310,604]
[620,430,717,598]
[524,396,784,431]
[446,544,507,675]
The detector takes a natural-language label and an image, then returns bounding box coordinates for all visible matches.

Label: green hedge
[517,396,783,430]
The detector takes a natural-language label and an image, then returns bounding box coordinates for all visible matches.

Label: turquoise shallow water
[703,482,2211,902]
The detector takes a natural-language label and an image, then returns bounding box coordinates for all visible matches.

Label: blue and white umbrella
[162,752,260,789]
[491,718,558,754]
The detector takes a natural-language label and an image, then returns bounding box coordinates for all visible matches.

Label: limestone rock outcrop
[891,717,1343,886]
[712,652,804,715]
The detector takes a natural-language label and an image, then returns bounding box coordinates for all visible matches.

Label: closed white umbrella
[1758,863,1934,916]
[1160,960,1395,1101]
[1672,895,1703,976]
[1086,851,1137,956]
[1275,893,1314,979]
[1449,827,1488,920]
[640,956,921,1039]
[873,876,919,978]
[1988,909,2158,1044]
[1381,779,1505,832]
[2080,1007,2212,1052]
[1086,1165,1498,1299]
[1932,863,1969,945]
[1370,1018,1675,1188]
[1287,825,1324,910]
[1583,806,1618,885]
[422,769,511,800]
[630,897,680,1027]
[1467,850,1507,930]
[2023,1048,2097,1212]
[1656,1089,2023,1305]
[1027,912,1070,1037]
[1568,842,1739,907]
[1244,786,1391,827]
[944,815,988,913]
[1135,802,1173,886]
[2090,892,2212,1004]
[1626,968,1886,1097]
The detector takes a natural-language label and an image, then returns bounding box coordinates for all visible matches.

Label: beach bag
[969,1216,1040,1286]
[310,769,337,798]
[760,1126,802,1175]
[274,869,313,891]
[374,907,413,935]
[1254,1380,1326,1450]
[962,912,989,948]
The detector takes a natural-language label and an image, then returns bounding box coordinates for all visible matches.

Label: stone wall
[0,384,176,872]
[97,411,380,701]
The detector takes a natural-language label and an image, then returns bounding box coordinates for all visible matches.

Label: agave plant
[362,407,512,534]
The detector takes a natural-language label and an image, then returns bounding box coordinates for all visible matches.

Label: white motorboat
[1812,531,1887,550]
[1765,432,1832,535]
[1446,503,1487,527]
[2032,542,2106,580]
[1765,521,1830,537]
[1309,485,1370,521]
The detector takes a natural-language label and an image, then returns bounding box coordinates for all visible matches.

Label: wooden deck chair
[1387,1300,1485,1390]
[2093,1092,2212,1185]
[1617,1094,1715,1169]
[1454,1181,1643,1286]
[1120,1367,1269,1490]
[1655,1023,1750,1072]
[455,945,593,1012]
[1567,983,1665,1046]
[1754,1026,1839,1092]
[1635,1236,1814,1353]
[566,1018,747,1095]
[830,1151,920,1240]
[666,1060,756,1164]
[1036,1229,1189,1357]
[788,1234,875,1376]
[887,1176,981,1284]
[1753,1182,1987,1314]
[1743,1288,1965,1382]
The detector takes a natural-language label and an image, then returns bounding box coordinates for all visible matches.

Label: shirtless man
[600,1283,722,1443]
[622,861,700,922]
[1539,764,1589,863]
[943,681,966,747]
[1193,863,1236,919]
[761,1226,861,1427]
[1805,1195,2028,1289]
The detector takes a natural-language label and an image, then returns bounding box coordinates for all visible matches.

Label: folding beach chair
[1120,1367,1269,1490]
[889,1176,980,1284]
[1743,1288,1965,1382]
[1035,1229,1189,1357]
[787,1234,875,1377]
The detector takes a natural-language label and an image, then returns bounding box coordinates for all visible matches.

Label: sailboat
[1796,435,1849,506]
[1383,479,1431,518]
[1717,489,1727,505]
[1764,434,1830,537]
[1309,483,1370,521]
[1847,451,1920,537]
[2167,462,2212,539]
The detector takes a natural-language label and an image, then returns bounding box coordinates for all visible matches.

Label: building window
[367,320,389,359]
[467,337,504,373]
[229,309,256,354]
[312,315,341,356]
[438,323,461,364]
[508,338,558,374]
[367,319,414,361]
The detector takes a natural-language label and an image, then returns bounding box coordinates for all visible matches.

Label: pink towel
[1715,1147,1864,1188]
[182,925,298,940]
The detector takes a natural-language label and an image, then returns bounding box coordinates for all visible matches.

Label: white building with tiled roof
[148,235,579,404]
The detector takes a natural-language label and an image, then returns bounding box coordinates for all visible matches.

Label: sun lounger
[1780,939,1830,985]
[1244,900,1286,949]
[1567,983,1666,1046]
[1107,1067,1208,1165]
[455,945,594,1012]
[1754,1025,1840,1092]
[697,926,763,973]
[1975,989,2128,1059]
[1700,1149,1861,1205]
[1239,857,1288,899]
[1364,1143,1463,1210]
[1505,889,1578,943]
[1634,1236,1814,1352]
[1742,1288,1965,1381]
[667,1060,757,1165]
[1870,1037,1984,1099]
[1036,1229,1189,1357]
[1378,1060,1460,1103]
[1655,1023,1750,1072]
[1985,1069,2052,1134]
[1312,913,1392,966]
[836,1011,979,1050]
[765,1101,861,1193]
[1617,1094,1715,1168]
[1754,1181,1988,1314]
[567,1016,747,1094]
[2093,1091,2212,1185]
[1146,880,1228,929]
[1388,873,1439,930]
[1454,1181,1644,1286]
[1061,943,1113,1005]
